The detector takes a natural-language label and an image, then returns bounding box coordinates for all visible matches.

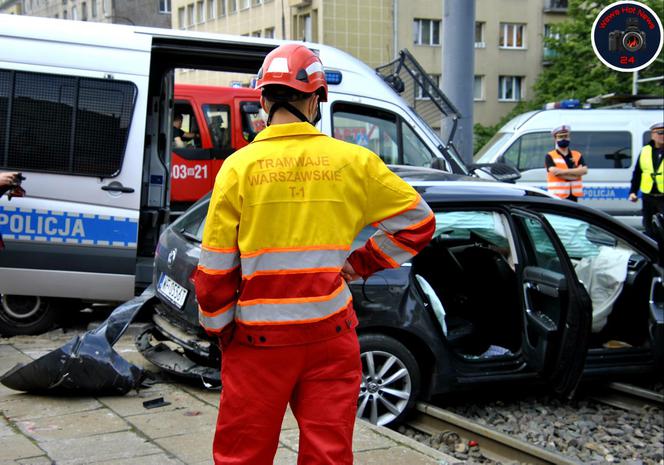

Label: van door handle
[101,182,134,193]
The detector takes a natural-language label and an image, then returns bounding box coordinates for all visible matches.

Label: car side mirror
[430,157,447,171]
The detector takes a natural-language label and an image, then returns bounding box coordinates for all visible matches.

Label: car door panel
[511,209,593,395]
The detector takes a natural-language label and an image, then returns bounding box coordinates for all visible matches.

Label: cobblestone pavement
[0,325,458,465]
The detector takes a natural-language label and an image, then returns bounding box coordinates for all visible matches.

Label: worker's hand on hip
[629,193,638,203]
[341,260,361,283]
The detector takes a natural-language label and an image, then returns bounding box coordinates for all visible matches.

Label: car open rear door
[510,208,593,396]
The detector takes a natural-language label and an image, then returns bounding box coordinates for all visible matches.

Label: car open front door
[648,214,664,371]
[510,208,593,396]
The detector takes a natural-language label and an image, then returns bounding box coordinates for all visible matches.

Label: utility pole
[442,0,475,164]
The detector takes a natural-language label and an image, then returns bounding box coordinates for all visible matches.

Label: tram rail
[589,382,664,413]
[408,402,582,465]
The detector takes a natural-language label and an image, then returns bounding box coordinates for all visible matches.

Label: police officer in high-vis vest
[545,125,588,201]
[195,44,435,465]
[629,121,664,238]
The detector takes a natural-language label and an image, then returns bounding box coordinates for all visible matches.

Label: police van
[0,14,484,335]
[475,101,662,229]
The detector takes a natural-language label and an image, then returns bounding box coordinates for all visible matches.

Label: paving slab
[0,395,102,421]
[125,407,217,439]
[94,452,186,465]
[0,432,44,461]
[16,408,129,442]
[15,457,54,465]
[99,383,204,417]
[41,431,162,465]
[153,429,214,463]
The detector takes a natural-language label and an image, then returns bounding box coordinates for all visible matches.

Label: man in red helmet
[195,43,435,465]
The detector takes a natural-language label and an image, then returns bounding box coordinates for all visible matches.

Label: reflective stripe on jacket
[638,144,664,194]
[546,150,584,198]
[195,122,435,345]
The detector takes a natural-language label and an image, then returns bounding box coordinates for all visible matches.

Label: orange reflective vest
[546,150,584,199]
[195,122,435,346]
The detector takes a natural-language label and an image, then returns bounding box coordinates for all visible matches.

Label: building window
[91,0,97,17]
[207,0,215,19]
[159,0,171,13]
[72,5,78,19]
[62,0,66,5]
[475,22,485,48]
[413,18,441,46]
[474,75,484,101]
[178,7,185,28]
[187,3,194,26]
[81,2,87,20]
[264,27,275,38]
[196,0,204,22]
[415,74,440,100]
[218,0,225,15]
[500,23,526,48]
[251,30,261,37]
[63,9,67,18]
[240,0,249,9]
[253,0,262,4]
[499,76,523,101]
[229,0,236,13]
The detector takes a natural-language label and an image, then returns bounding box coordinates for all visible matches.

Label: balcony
[544,0,568,13]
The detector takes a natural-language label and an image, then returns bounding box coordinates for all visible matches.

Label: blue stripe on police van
[0,205,138,247]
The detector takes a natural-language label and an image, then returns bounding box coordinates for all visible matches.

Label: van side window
[503,131,632,171]
[331,102,434,167]
[503,132,550,171]
[202,104,231,149]
[0,69,136,177]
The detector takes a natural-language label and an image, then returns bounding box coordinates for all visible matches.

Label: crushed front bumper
[135,313,220,387]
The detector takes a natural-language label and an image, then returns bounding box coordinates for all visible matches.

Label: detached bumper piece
[0,287,157,395]
[135,324,221,388]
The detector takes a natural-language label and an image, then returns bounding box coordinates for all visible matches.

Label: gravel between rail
[398,384,663,464]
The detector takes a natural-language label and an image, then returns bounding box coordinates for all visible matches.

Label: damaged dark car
[137,167,664,427]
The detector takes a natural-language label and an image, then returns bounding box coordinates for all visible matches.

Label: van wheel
[357,334,420,427]
[0,295,57,336]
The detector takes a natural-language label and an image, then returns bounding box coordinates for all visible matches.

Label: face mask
[557,139,570,148]
[311,103,322,125]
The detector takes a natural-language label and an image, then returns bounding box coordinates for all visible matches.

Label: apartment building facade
[4,0,171,27]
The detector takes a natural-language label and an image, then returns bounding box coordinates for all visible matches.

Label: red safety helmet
[256,44,328,102]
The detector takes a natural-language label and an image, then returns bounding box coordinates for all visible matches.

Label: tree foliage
[473,0,664,155]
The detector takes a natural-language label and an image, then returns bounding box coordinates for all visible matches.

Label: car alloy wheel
[357,334,420,427]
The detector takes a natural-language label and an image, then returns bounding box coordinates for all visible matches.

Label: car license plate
[158,273,188,309]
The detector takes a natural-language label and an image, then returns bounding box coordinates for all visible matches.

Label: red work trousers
[212,329,362,465]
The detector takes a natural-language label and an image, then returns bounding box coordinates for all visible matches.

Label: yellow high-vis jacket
[195,122,434,346]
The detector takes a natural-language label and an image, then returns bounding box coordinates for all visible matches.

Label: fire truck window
[174,102,200,149]
[241,101,265,143]
[202,104,231,149]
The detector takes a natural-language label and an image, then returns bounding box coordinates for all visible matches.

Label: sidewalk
[0,327,461,465]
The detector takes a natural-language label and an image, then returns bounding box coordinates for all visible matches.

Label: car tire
[357,333,420,427]
[0,295,57,336]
